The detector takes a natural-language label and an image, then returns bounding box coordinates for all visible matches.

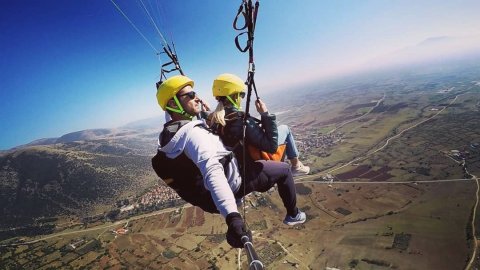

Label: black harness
[151,121,233,214]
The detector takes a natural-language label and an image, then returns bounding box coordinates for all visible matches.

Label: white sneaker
[283,211,307,226]
[292,162,310,176]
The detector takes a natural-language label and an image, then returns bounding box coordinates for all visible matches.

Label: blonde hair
[209,100,226,126]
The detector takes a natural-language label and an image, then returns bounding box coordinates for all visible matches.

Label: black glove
[226,212,251,248]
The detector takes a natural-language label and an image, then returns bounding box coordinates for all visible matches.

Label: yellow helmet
[156,75,194,110]
[212,73,245,97]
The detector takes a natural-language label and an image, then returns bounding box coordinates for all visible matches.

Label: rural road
[0,206,182,247]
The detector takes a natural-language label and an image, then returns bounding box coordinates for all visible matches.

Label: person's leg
[235,160,298,217]
[278,125,309,175]
[277,125,299,160]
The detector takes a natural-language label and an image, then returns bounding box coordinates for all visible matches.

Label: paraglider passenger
[209,73,310,176]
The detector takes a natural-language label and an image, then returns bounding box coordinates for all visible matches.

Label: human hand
[225,212,251,248]
[199,99,211,112]
[255,99,268,114]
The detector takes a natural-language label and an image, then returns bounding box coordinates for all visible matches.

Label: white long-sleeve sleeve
[182,126,240,217]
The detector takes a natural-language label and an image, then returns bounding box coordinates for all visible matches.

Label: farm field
[1,69,480,269]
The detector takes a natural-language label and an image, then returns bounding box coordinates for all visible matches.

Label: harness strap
[156,43,184,90]
[219,152,234,171]
[235,31,250,53]
[233,4,247,31]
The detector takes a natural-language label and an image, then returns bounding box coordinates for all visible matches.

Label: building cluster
[437,87,455,93]
[111,227,129,238]
[294,131,344,156]
[138,185,180,206]
[321,174,335,182]
[68,239,85,250]
[449,149,466,162]
[446,145,479,179]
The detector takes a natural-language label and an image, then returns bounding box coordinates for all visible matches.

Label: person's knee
[255,182,274,193]
[274,161,292,181]
[281,161,291,173]
[255,161,290,189]
[278,124,290,134]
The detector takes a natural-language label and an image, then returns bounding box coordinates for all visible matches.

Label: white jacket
[158,120,241,217]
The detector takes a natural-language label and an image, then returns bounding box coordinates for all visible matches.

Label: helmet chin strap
[227,95,242,109]
[166,96,194,119]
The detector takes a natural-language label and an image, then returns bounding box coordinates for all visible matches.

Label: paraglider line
[138,0,169,46]
[110,0,160,54]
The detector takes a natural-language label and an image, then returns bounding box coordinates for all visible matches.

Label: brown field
[6,179,473,269]
[2,76,480,269]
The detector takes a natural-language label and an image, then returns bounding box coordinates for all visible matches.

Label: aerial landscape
[1,1,480,270]
[1,58,480,269]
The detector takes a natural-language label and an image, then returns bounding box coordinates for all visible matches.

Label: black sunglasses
[238,92,246,98]
[177,91,197,100]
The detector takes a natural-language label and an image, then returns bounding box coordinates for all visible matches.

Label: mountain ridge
[6,116,164,152]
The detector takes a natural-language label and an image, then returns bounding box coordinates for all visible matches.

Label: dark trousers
[235,160,298,217]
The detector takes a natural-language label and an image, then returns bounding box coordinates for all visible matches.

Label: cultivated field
[2,69,480,269]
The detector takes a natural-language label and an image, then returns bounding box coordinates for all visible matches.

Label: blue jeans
[277,125,299,159]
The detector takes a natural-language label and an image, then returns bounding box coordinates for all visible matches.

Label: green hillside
[0,132,159,233]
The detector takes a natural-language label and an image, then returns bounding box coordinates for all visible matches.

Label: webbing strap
[233,1,259,54]
[235,32,250,53]
[156,43,184,89]
[233,4,247,31]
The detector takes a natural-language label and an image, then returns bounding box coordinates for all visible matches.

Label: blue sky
[1,0,480,150]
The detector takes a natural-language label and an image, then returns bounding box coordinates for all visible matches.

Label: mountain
[266,35,480,104]
[367,35,480,70]
[0,121,164,231]
[121,116,164,130]
[22,138,58,147]
[0,127,160,230]
[55,129,114,143]
[8,116,164,152]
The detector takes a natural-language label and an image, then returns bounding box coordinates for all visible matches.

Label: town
[294,130,344,157]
